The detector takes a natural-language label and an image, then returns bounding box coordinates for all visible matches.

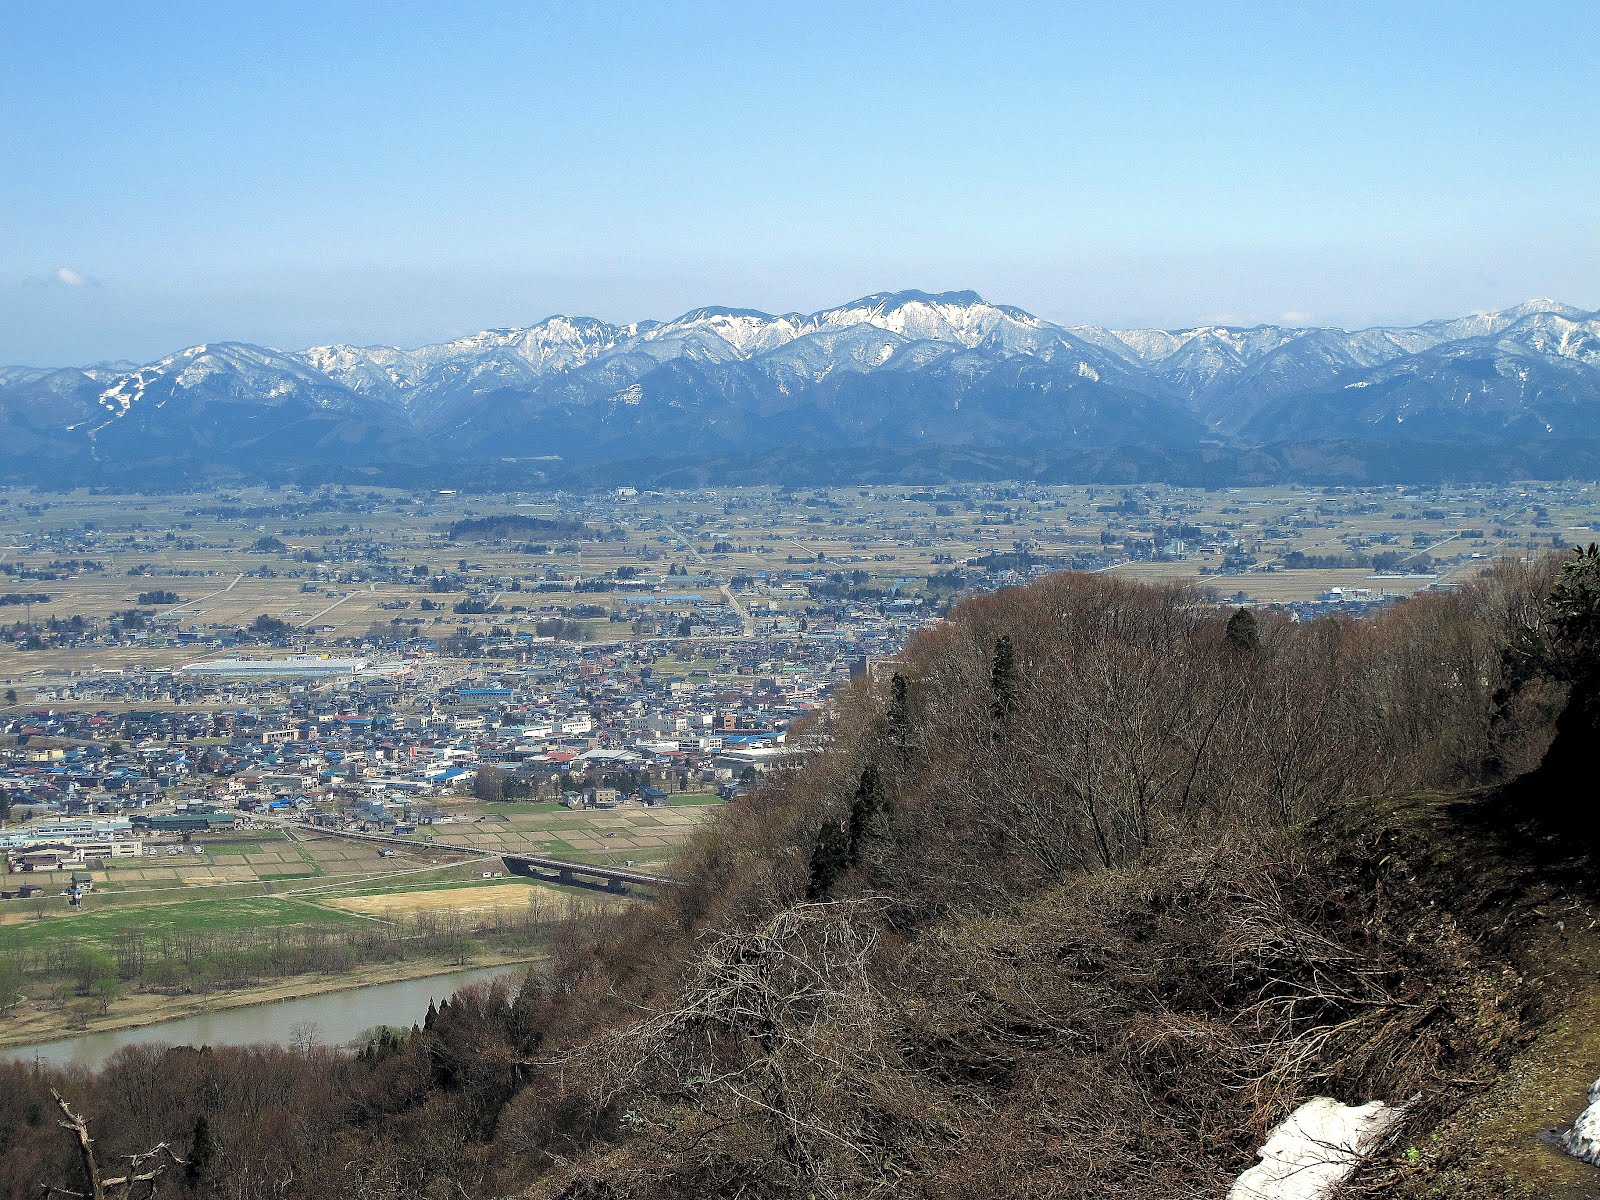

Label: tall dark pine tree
[1226,607,1260,652]
[991,634,1017,722]
[807,819,852,900]
[886,672,912,764]
[846,762,891,865]
[1520,544,1600,821]
[186,1113,217,1192]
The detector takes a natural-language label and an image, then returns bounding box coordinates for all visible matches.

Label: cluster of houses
[0,614,919,853]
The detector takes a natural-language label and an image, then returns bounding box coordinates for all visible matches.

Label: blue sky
[4,0,1596,364]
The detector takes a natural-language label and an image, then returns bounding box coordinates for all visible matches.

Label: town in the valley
[0,477,1588,1023]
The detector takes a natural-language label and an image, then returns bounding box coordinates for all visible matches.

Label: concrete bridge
[301,823,681,895]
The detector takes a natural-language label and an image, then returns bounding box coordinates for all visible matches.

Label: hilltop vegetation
[445,514,601,542]
[3,559,1596,1199]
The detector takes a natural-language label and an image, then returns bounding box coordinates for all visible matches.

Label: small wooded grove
[0,559,1583,1200]
[445,515,602,542]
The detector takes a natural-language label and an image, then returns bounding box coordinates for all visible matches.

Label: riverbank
[0,951,542,1051]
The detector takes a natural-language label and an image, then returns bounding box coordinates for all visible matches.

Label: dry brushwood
[550,897,897,1196]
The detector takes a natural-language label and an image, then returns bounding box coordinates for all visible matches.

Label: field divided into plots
[0,798,719,956]
[0,481,1587,687]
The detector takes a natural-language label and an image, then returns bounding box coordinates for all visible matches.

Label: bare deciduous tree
[557,898,895,1196]
[40,1088,185,1200]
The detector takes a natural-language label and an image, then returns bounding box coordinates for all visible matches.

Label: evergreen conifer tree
[1226,607,1260,652]
[1518,544,1600,809]
[887,672,912,762]
[991,634,1017,721]
[846,762,891,865]
[806,819,851,900]
[186,1114,217,1191]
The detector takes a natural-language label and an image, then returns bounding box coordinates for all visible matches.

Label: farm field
[0,800,712,937]
[423,800,718,865]
[0,480,1588,697]
[0,893,364,953]
[319,880,604,922]
[1100,560,1450,602]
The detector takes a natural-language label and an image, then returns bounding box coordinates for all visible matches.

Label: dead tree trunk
[41,1088,185,1200]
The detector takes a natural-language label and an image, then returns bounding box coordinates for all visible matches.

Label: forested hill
[445,514,602,542]
[7,558,1600,1199]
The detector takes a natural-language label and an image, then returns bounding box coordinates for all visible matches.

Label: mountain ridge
[5,291,1599,487]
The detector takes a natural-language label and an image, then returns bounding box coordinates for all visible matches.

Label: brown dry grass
[320,882,585,920]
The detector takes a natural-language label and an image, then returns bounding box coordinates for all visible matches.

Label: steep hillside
[502,563,1589,1200]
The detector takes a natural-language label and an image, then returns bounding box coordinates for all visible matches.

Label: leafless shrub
[537,897,912,1197]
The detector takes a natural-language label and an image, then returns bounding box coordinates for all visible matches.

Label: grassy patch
[285,840,325,874]
[0,894,362,951]
[204,830,288,847]
[325,877,555,902]
[529,837,579,855]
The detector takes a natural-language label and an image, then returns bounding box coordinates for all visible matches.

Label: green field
[0,894,363,952]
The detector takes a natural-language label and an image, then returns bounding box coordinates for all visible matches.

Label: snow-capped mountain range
[4,290,1600,486]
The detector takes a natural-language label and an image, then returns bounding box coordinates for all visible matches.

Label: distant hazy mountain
[5,291,1599,487]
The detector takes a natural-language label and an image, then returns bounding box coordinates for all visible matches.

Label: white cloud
[19,266,101,289]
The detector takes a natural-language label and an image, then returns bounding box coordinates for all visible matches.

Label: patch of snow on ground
[1563,1077,1600,1165]
[1228,1097,1405,1200]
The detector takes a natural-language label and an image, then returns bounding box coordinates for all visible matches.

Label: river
[0,963,524,1073]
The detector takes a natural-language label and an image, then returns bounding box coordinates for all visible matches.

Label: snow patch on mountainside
[7,291,1600,467]
[812,290,1044,348]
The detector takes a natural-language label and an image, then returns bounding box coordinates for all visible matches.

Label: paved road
[301,591,357,627]
[664,522,756,636]
[155,572,244,617]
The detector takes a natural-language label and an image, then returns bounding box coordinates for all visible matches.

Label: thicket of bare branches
[533,814,1528,1200]
[528,899,913,1198]
[511,562,1560,1198]
[719,560,1558,926]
